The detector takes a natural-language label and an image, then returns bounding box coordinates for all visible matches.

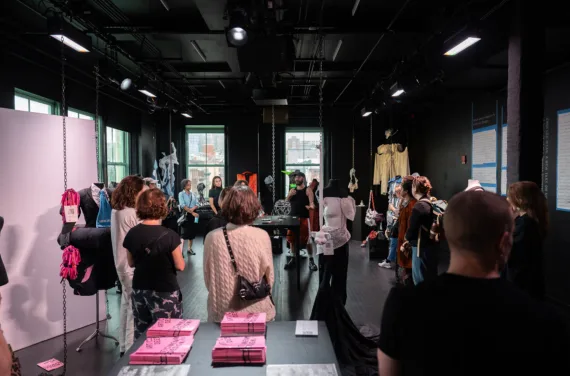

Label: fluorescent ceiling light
[444,37,481,56]
[181,113,192,118]
[50,34,90,53]
[362,111,372,117]
[392,89,405,97]
[352,0,361,16]
[361,107,373,117]
[138,89,156,98]
[332,40,343,61]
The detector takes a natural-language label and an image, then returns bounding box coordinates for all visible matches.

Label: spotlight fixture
[390,82,405,97]
[226,7,249,47]
[444,37,481,56]
[181,112,193,118]
[120,78,133,91]
[138,89,156,98]
[137,78,156,98]
[361,107,372,118]
[48,17,92,53]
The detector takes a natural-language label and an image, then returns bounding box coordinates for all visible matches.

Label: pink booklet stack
[212,336,266,365]
[220,312,266,337]
[147,318,200,337]
[129,336,194,365]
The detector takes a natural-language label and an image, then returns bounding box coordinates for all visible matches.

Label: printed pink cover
[213,336,266,349]
[129,354,185,365]
[147,319,200,336]
[221,312,266,324]
[131,336,194,355]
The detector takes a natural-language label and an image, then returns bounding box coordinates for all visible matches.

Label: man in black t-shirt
[377,191,570,376]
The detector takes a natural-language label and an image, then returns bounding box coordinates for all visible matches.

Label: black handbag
[222,227,273,302]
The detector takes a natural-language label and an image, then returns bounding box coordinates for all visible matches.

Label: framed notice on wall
[472,102,498,193]
[501,124,508,196]
[557,109,570,211]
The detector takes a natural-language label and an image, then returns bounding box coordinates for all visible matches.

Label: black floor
[15,239,392,376]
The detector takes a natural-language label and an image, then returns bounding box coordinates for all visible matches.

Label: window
[68,108,94,120]
[14,89,56,115]
[106,127,130,185]
[285,131,322,196]
[186,126,225,198]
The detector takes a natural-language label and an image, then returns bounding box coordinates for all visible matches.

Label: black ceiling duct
[252,88,288,106]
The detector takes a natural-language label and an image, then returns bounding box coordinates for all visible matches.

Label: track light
[48,17,91,53]
[390,82,405,97]
[120,78,133,91]
[181,112,193,118]
[138,89,156,98]
[361,107,372,118]
[226,7,249,47]
[444,37,481,56]
[137,78,156,98]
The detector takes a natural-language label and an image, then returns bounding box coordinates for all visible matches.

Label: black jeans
[318,243,349,305]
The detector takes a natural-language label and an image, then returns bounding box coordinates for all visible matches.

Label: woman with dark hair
[110,175,146,355]
[405,176,437,285]
[204,187,231,240]
[178,179,198,255]
[507,181,548,300]
[203,186,275,322]
[209,176,223,214]
[396,176,417,286]
[234,180,248,187]
[124,189,185,340]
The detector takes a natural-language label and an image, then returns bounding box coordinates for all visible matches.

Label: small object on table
[147,318,200,338]
[37,358,64,372]
[129,336,194,365]
[212,336,266,365]
[221,312,266,337]
[118,365,191,376]
[295,320,319,337]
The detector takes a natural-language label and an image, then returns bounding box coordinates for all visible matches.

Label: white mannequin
[465,179,484,192]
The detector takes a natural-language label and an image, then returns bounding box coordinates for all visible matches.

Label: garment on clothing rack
[236,172,258,195]
[386,176,402,230]
[373,144,410,194]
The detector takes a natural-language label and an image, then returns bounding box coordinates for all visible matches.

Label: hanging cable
[271,105,276,205]
[60,35,68,376]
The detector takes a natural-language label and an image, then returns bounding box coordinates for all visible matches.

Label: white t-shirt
[110,208,139,274]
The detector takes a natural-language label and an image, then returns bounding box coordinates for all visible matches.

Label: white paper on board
[557,111,570,210]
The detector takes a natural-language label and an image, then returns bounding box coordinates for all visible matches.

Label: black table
[252,216,302,291]
[107,321,340,375]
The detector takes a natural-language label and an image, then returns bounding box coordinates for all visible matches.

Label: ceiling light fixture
[227,27,248,47]
[361,107,372,117]
[392,89,405,97]
[48,17,91,53]
[332,40,343,61]
[120,78,133,91]
[390,82,405,97]
[226,7,249,47]
[138,89,156,98]
[352,0,361,16]
[181,112,193,118]
[444,37,481,56]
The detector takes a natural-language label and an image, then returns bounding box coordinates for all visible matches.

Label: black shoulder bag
[222,227,273,302]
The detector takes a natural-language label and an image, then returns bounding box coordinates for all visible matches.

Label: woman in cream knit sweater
[203,186,275,322]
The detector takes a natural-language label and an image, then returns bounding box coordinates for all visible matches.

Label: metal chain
[60,35,68,376]
[271,105,276,204]
[370,116,373,157]
[352,125,355,169]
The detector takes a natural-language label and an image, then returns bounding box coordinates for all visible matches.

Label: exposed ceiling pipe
[333,0,412,104]
[159,0,170,11]
[190,41,207,62]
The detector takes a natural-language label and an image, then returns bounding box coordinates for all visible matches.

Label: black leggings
[318,243,349,305]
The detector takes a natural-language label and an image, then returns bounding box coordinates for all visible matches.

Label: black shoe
[188,249,196,255]
[308,257,318,272]
[284,257,296,270]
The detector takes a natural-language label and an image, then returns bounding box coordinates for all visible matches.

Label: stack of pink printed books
[211,336,266,365]
[129,336,194,365]
[146,318,200,337]
[220,312,266,337]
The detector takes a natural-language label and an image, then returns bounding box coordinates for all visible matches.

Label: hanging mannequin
[78,182,113,228]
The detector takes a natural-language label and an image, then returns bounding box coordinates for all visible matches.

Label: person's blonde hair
[507,181,549,237]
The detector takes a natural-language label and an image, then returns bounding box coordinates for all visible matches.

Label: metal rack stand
[76,291,118,352]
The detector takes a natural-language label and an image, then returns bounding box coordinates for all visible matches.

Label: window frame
[105,126,131,185]
[186,126,226,196]
[14,89,58,115]
[68,107,95,120]
[284,129,322,195]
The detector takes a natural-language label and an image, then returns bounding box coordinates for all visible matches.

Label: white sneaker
[378,260,392,269]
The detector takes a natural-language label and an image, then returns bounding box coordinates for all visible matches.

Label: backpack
[96,190,112,228]
[419,197,448,242]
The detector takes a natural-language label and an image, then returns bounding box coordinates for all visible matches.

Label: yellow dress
[373,144,410,193]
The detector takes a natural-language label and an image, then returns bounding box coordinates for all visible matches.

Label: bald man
[377,191,570,376]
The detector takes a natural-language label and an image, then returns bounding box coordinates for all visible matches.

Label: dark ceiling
[2,0,569,115]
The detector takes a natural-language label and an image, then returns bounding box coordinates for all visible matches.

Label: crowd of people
[375,175,570,375]
[100,171,570,373]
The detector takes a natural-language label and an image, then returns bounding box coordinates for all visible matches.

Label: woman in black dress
[178,179,198,255]
[208,176,223,214]
[506,181,549,300]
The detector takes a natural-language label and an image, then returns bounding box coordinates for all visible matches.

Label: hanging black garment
[310,279,379,376]
[78,186,114,228]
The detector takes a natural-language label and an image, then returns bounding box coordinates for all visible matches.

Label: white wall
[0,108,106,351]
